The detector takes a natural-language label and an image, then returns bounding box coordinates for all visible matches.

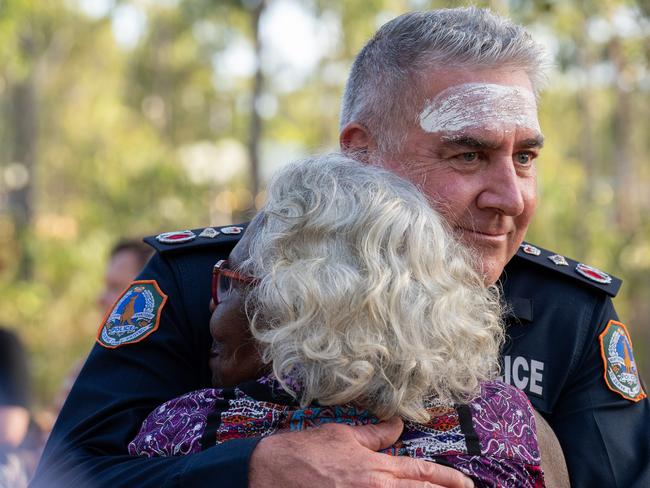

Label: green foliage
[0,0,649,410]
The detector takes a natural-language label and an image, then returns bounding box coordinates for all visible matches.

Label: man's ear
[339,123,377,163]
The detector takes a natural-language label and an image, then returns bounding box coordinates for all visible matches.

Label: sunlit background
[0,0,649,421]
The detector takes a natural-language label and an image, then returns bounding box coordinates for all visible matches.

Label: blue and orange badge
[599,320,646,402]
[97,280,167,349]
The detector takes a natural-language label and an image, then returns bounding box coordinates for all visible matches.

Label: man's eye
[462,152,478,162]
[516,152,532,164]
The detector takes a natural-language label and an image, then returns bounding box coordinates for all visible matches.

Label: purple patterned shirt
[129,378,544,487]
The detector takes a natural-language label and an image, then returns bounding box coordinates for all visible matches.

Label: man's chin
[475,253,511,285]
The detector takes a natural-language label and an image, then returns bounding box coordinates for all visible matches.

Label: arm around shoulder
[32,250,252,487]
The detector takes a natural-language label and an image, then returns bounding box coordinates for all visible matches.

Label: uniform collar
[500,261,534,323]
[505,296,533,323]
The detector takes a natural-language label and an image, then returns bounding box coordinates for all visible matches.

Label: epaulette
[512,242,622,297]
[143,223,248,255]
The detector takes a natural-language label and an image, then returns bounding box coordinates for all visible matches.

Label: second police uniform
[32,226,650,488]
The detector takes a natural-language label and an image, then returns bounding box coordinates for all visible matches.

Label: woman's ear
[339,123,377,163]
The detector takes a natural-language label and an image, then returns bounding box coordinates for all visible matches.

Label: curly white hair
[239,153,504,422]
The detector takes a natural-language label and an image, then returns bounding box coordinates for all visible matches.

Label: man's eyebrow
[439,135,501,150]
[519,136,545,149]
[439,134,545,150]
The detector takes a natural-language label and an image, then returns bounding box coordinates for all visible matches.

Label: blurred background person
[0,326,41,487]
[0,327,30,450]
[98,239,155,315]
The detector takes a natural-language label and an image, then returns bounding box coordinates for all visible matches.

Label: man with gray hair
[33,7,649,488]
[336,8,649,487]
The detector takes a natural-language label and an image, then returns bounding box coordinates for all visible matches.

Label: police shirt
[502,244,649,487]
[32,228,650,488]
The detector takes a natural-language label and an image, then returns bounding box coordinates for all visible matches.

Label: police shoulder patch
[599,320,646,402]
[97,280,168,349]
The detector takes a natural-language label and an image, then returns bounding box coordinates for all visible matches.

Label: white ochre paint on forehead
[419,83,540,134]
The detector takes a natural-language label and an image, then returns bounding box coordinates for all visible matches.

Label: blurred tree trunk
[248,0,266,200]
[608,35,636,231]
[575,21,596,256]
[7,34,38,281]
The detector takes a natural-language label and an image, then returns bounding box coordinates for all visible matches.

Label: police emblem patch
[97,280,167,349]
[599,320,646,402]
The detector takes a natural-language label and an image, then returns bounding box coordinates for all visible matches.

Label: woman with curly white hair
[129,154,545,487]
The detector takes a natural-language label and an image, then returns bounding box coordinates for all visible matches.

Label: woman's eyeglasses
[211,260,258,306]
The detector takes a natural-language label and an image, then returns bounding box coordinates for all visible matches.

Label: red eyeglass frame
[211,259,259,306]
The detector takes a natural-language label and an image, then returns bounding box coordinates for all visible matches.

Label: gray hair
[239,153,504,422]
[340,7,551,154]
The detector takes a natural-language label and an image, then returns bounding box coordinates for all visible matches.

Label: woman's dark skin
[208,231,265,388]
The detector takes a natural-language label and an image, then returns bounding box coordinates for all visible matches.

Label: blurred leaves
[0,0,649,408]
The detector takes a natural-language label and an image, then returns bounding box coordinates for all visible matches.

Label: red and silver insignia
[199,227,220,239]
[156,230,196,244]
[521,244,541,256]
[548,254,568,266]
[575,263,612,284]
[220,226,243,235]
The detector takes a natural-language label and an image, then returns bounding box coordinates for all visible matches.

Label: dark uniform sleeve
[32,247,260,487]
[548,297,650,487]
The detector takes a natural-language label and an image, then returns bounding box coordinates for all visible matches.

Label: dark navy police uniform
[501,244,649,487]
[32,227,650,488]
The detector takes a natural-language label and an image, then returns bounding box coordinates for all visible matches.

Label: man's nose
[476,156,526,216]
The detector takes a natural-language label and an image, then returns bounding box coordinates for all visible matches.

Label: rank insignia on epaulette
[548,254,568,266]
[599,320,646,402]
[520,244,541,256]
[156,230,196,244]
[97,280,167,349]
[576,263,612,284]
[514,242,622,297]
[220,226,243,235]
[199,227,220,239]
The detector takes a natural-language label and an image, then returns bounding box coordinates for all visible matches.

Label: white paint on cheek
[419,83,540,133]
